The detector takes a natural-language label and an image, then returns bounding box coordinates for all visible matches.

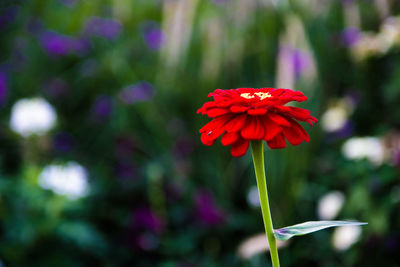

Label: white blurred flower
[10,97,57,137]
[318,191,345,220]
[350,16,400,61]
[351,33,388,61]
[238,233,288,259]
[321,106,348,133]
[332,225,362,251]
[342,137,385,165]
[38,162,89,200]
[378,17,400,48]
[247,186,260,208]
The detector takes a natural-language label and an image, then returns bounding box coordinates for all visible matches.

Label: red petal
[199,115,233,144]
[230,105,248,113]
[217,98,242,107]
[288,107,310,120]
[241,117,264,140]
[201,132,215,146]
[231,138,250,157]
[267,133,286,149]
[268,113,291,127]
[283,126,304,145]
[289,119,310,142]
[221,132,239,146]
[197,101,216,113]
[199,115,232,133]
[205,124,228,142]
[274,106,311,121]
[248,109,267,116]
[207,108,231,117]
[225,114,247,132]
[261,117,282,141]
[307,116,318,126]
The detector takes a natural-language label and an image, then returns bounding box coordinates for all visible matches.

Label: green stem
[250,140,280,267]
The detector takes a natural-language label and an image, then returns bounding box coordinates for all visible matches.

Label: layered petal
[272,106,317,125]
[224,114,247,133]
[199,115,232,145]
[201,132,215,146]
[283,126,304,146]
[230,105,248,113]
[261,116,282,141]
[206,108,231,117]
[268,113,291,127]
[247,108,267,116]
[221,131,239,146]
[231,138,250,157]
[267,133,286,149]
[198,87,317,156]
[241,116,265,140]
[199,115,233,133]
[288,118,310,142]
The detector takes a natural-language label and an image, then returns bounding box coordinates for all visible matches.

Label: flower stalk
[250,140,280,267]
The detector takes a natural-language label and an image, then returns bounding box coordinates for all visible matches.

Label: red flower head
[197,88,318,157]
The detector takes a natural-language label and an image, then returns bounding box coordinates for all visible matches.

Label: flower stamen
[240,92,272,100]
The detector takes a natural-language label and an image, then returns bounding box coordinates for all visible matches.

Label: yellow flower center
[240,92,272,100]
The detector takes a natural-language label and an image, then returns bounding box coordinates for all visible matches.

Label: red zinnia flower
[197,88,318,157]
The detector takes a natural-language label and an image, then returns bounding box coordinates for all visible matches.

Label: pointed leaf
[274,220,368,241]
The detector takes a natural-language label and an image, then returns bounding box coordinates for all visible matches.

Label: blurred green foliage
[0,0,400,266]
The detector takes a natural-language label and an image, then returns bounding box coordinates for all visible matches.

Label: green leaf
[274,221,368,241]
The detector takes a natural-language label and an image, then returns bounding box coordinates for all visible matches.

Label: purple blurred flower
[84,16,122,40]
[195,189,225,226]
[291,49,311,78]
[0,6,18,29]
[279,46,311,78]
[53,132,74,152]
[119,82,154,104]
[40,31,89,56]
[70,38,90,54]
[126,207,164,251]
[342,27,361,46]
[326,121,354,142]
[92,95,113,122]
[141,21,166,51]
[40,31,72,55]
[131,207,164,234]
[44,78,69,98]
[0,71,8,105]
[393,150,400,166]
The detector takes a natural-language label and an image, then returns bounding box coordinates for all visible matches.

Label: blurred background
[1,0,400,266]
